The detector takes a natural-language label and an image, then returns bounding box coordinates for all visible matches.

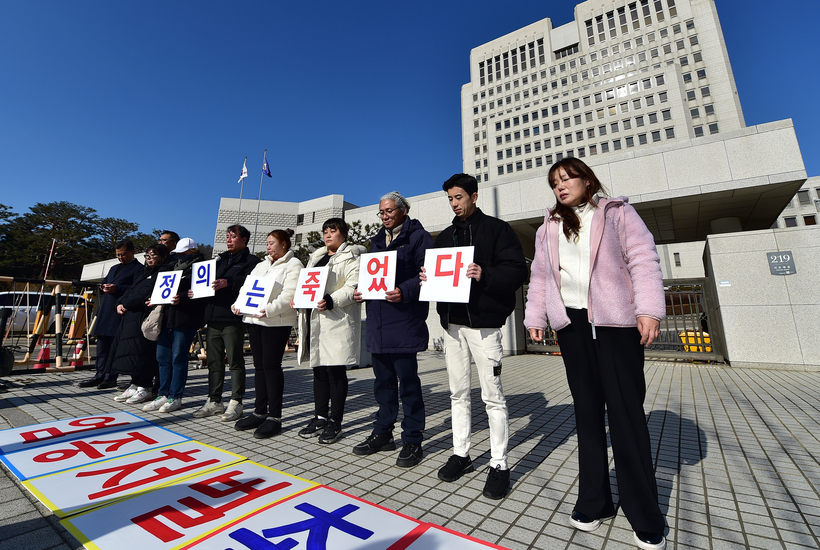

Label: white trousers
[443,324,509,469]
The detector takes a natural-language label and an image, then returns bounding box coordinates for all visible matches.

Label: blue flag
[263,156,272,178]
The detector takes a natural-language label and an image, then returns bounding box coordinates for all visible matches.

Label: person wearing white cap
[143,238,207,413]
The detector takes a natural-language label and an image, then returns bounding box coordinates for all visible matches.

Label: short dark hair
[267,229,294,251]
[114,239,135,251]
[146,244,169,258]
[321,218,349,239]
[226,224,251,244]
[442,173,478,196]
[160,230,180,243]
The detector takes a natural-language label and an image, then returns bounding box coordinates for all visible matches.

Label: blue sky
[1,0,817,247]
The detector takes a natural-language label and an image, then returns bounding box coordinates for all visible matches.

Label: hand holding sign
[235,277,276,316]
[293,267,329,309]
[358,251,397,300]
[149,271,183,305]
[419,246,475,303]
[190,260,216,299]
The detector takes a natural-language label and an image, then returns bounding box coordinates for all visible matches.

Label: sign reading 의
[419,246,475,304]
[190,260,217,299]
[187,485,422,550]
[235,277,277,316]
[61,461,317,550]
[150,270,184,305]
[293,266,329,309]
[0,411,149,456]
[358,251,397,300]
[1,424,189,481]
[25,441,246,518]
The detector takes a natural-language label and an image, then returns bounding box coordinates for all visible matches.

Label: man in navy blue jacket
[353,192,433,468]
[79,239,142,389]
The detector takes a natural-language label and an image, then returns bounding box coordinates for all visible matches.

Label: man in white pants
[428,174,527,500]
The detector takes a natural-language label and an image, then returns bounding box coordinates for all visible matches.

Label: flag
[262,155,272,178]
[238,158,248,183]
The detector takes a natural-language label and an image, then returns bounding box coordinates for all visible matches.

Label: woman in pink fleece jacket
[524,158,667,550]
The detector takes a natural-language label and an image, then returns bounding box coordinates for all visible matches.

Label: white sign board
[358,251,397,300]
[188,485,422,550]
[293,266,329,309]
[235,276,276,315]
[419,246,475,304]
[1,424,188,481]
[25,441,246,518]
[404,525,510,549]
[150,270,184,305]
[61,461,318,550]
[190,260,216,299]
[0,411,150,455]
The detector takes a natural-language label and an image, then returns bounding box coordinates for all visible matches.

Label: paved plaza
[1,350,820,550]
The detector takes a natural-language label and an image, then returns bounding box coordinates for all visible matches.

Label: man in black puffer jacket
[192,225,260,422]
[430,174,527,501]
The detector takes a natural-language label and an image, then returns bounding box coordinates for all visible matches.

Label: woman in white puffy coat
[295,218,363,445]
[231,229,302,439]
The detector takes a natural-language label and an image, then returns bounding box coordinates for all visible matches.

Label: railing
[525,278,725,363]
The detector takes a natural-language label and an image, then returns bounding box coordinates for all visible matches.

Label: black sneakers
[438,454,475,482]
[569,510,617,532]
[234,413,266,431]
[253,418,282,439]
[395,442,423,468]
[298,417,327,438]
[633,531,667,550]
[318,420,342,444]
[482,465,510,500]
[352,433,396,456]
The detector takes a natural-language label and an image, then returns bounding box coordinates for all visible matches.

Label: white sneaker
[114,384,138,402]
[221,399,243,422]
[192,400,225,418]
[142,395,168,412]
[126,387,150,404]
[159,398,182,413]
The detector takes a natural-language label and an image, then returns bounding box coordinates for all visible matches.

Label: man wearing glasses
[78,239,142,389]
[353,192,432,468]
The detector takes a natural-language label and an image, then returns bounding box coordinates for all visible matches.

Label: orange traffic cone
[33,339,50,370]
[69,340,84,367]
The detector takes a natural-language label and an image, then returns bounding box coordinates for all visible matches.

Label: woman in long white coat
[231,229,303,439]
[295,218,363,444]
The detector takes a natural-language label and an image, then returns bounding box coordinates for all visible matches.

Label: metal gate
[525,278,724,363]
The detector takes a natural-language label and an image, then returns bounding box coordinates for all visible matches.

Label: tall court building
[463,0,743,184]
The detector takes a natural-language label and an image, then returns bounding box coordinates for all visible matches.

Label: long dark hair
[547,158,607,241]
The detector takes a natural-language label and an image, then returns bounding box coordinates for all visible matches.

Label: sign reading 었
[419,246,475,304]
[358,251,397,300]
[767,250,796,276]
[235,277,277,316]
[190,260,217,299]
[293,266,329,309]
[150,270,184,305]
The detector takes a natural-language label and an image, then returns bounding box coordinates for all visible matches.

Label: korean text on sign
[235,277,276,316]
[419,246,475,304]
[190,260,216,298]
[358,251,397,300]
[150,270,184,305]
[293,267,329,309]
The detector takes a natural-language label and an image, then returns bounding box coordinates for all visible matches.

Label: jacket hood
[266,249,294,266]
[308,242,362,264]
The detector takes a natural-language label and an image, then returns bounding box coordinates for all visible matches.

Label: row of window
[778,215,817,228]
[586,0,681,47]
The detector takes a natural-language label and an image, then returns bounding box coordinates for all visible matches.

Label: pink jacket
[523,197,665,332]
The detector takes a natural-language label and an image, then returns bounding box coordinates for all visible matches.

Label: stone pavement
[1,351,820,550]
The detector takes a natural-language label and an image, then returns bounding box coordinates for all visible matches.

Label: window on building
[674,252,681,267]
[524,129,531,138]
[646,95,655,106]
[505,134,512,142]
[555,136,563,146]
[694,125,704,137]
[601,142,610,153]
[624,119,632,130]
[662,109,671,121]
[533,126,540,135]
[797,190,811,205]
[516,161,523,171]
[704,104,715,116]
[497,151,503,160]
[638,133,648,145]
[784,217,798,228]
[693,51,703,63]
[659,91,668,102]
[701,86,710,97]
[689,35,699,46]
[686,90,696,100]
[588,127,596,138]
[690,107,700,118]
[496,136,502,145]
[611,122,620,133]
[648,112,658,123]
[497,166,504,176]
[665,127,675,139]
[804,215,817,226]
[709,123,719,134]
[599,125,607,136]
[652,130,662,142]
[636,115,645,127]
[683,72,692,83]
[613,139,622,150]
[590,144,598,155]
[696,69,707,79]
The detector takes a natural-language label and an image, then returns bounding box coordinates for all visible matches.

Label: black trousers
[557,307,665,534]
[95,335,116,382]
[246,324,290,418]
[313,365,348,423]
[371,353,425,444]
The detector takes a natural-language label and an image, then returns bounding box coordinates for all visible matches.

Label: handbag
[141,305,164,341]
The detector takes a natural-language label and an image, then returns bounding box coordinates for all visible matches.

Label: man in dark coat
[430,174,527,500]
[352,192,432,469]
[192,225,260,421]
[79,239,142,389]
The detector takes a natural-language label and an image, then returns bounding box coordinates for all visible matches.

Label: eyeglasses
[145,254,157,259]
[376,207,399,218]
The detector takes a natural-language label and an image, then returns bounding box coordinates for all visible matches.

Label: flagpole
[237,156,247,224]
[252,149,267,254]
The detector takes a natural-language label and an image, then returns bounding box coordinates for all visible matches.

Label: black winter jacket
[110,264,160,376]
[434,208,527,329]
[161,252,207,330]
[203,248,261,324]
[365,218,433,354]
[94,258,142,337]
